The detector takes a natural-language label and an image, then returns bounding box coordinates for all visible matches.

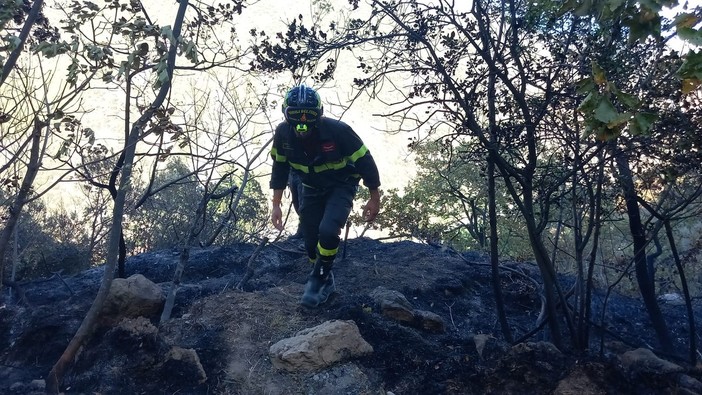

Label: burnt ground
[1,237,701,394]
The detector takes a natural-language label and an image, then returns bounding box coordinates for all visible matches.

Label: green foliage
[126,160,201,252]
[126,159,268,252]
[217,177,268,243]
[351,139,533,257]
[0,196,93,279]
[578,61,659,140]
[556,0,702,111]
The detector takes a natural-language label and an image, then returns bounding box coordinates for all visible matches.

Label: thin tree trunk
[45,124,139,391]
[45,2,189,391]
[528,230,563,348]
[582,150,605,348]
[663,221,697,363]
[0,0,45,87]
[237,237,270,290]
[160,192,209,323]
[160,246,190,323]
[610,141,673,352]
[0,119,45,289]
[488,155,512,343]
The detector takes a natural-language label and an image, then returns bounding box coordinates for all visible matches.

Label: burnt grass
[1,237,700,394]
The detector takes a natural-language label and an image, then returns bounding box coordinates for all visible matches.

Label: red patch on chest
[321,142,336,152]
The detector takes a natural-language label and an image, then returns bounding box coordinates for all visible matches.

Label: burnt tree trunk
[610,141,673,352]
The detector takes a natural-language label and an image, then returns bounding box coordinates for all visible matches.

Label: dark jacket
[270,118,381,191]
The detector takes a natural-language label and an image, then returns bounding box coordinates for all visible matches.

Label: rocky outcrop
[618,348,702,394]
[619,348,685,376]
[158,346,207,384]
[100,274,164,324]
[269,320,373,372]
[369,286,445,333]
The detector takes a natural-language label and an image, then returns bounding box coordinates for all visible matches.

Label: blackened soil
[1,238,700,394]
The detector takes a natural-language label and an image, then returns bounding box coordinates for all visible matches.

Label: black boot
[300,259,335,308]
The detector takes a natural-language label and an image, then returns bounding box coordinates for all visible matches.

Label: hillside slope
[1,238,701,394]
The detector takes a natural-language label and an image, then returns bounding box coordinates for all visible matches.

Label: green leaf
[574,0,593,16]
[625,8,662,42]
[102,71,113,83]
[674,13,699,29]
[606,112,631,129]
[85,1,99,11]
[593,97,619,123]
[605,0,626,11]
[577,91,602,113]
[83,128,95,145]
[7,35,20,50]
[576,77,596,94]
[612,87,640,109]
[556,0,579,16]
[183,40,199,63]
[637,0,663,13]
[160,25,175,43]
[592,61,607,85]
[629,112,658,135]
[678,50,702,80]
[677,27,702,46]
[158,69,170,84]
[53,141,70,160]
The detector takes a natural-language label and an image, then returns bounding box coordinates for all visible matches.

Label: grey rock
[269,320,373,372]
[370,286,415,323]
[101,274,164,324]
[414,309,445,333]
[619,348,684,376]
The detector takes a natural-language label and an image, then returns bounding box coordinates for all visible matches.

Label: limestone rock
[159,346,207,384]
[619,348,685,376]
[101,274,164,323]
[474,334,494,359]
[677,374,702,394]
[370,286,415,322]
[369,286,445,332]
[269,320,373,372]
[414,309,445,333]
[308,363,379,394]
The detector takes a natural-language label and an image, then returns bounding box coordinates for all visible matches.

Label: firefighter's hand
[271,204,284,231]
[363,189,381,222]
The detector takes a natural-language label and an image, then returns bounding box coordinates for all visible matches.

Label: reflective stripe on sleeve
[271,147,287,162]
[347,145,368,163]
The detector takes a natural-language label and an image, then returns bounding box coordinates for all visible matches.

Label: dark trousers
[300,183,357,265]
[289,172,303,214]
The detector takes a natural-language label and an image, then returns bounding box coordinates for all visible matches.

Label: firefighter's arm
[363,188,380,222]
[271,189,285,230]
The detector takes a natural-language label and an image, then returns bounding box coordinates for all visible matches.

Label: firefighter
[270,84,381,307]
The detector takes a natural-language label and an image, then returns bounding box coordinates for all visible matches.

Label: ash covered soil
[1,238,701,394]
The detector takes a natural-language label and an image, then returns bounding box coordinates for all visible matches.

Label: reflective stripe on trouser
[300,183,357,264]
